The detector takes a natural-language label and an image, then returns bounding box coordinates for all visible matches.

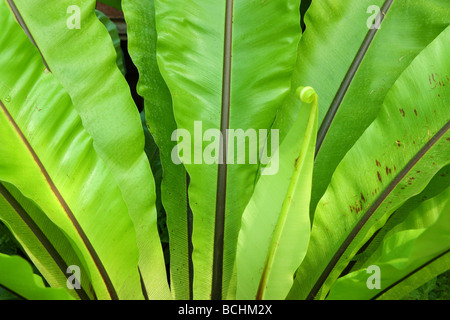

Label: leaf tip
[296,86,317,104]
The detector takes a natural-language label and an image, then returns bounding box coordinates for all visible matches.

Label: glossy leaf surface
[289,26,450,300]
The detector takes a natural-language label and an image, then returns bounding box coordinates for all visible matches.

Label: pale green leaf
[289,26,450,300]
[122,0,190,299]
[237,87,317,300]
[154,0,302,299]
[0,253,74,300]
[9,0,170,298]
[0,1,144,299]
[326,188,450,300]
[273,0,450,216]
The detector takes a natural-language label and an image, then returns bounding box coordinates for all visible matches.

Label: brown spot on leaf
[294,156,300,167]
[375,160,381,167]
[361,193,366,203]
[377,171,382,182]
[414,109,418,116]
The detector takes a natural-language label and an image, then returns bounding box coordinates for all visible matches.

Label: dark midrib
[186,173,194,300]
[0,182,90,300]
[138,267,149,300]
[307,120,450,300]
[6,0,50,71]
[371,249,450,300]
[0,100,118,300]
[315,0,394,157]
[211,0,234,301]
